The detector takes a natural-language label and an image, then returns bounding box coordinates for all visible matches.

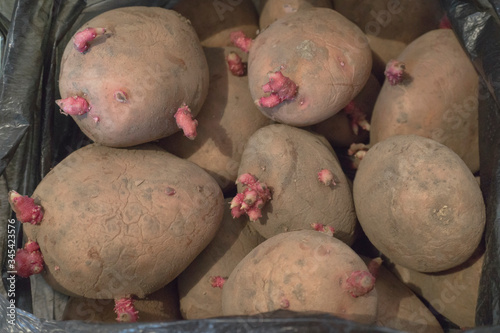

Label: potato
[332,0,443,44]
[258,0,333,30]
[173,0,259,47]
[311,74,380,148]
[58,7,209,147]
[369,29,480,173]
[388,247,484,328]
[235,124,358,245]
[158,47,271,193]
[247,7,372,126]
[177,198,264,319]
[353,135,485,272]
[62,280,182,322]
[222,230,378,324]
[361,257,443,333]
[22,143,224,299]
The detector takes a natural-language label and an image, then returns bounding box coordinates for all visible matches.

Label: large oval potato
[58,7,209,147]
[369,29,479,173]
[159,47,271,193]
[248,8,372,126]
[353,135,485,272]
[236,124,358,245]
[24,144,224,299]
[222,230,378,324]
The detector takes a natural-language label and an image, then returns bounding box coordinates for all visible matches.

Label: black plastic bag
[1,0,500,331]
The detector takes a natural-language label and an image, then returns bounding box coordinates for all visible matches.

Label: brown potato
[332,0,443,44]
[177,198,264,319]
[388,247,484,329]
[158,47,271,193]
[62,280,182,323]
[24,143,224,299]
[248,7,372,126]
[236,124,358,245]
[353,135,485,272]
[369,29,480,173]
[173,0,259,47]
[58,7,209,147]
[258,0,333,30]
[222,230,378,324]
[361,257,443,333]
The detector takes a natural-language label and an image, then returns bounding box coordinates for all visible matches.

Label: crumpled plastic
[1,0,500,331]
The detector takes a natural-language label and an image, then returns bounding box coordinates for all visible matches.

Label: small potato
[62,281,182,323]
[173,0,259,47]
[353,135,485,273]
[236,124,358,245]
[258,0,333,30]
[388,247,484,329]
[248,8,372,126]
[24,144,224,299]
[222,230,378,324]
[159,47,271,193]
[361,257,443,333]
[58,7,209,147]
[369,29,480,173]
[177,198,264,319]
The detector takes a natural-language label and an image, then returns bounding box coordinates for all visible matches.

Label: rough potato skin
[62,281,182,322]
[177,198,264,319]
[58,7,209,147]
[24,144,224,299]
[353,135,485,273]
[370,29,480,173]
[221,230,378,324]
[332,0,443,44]
[158,47,271,193]
[173,0,259,47]
[360,257,443,333]
[388,247,484,329]
[237,124,358,245]
[248,8,372,126]
[258,0,333,30]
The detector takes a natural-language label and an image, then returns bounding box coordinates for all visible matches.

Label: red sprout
[231,173,271,222]
[230,31,253,53]
[8,191,43,225]
[15,241,44,278]
[210,276,227,289]
[114,297,139,322]
[345,271,376,297]
[258,70,298,108]
[174,104,198,140]
[226,52,246,76]
[74,27,106,53]
[384,59,406,86]
[310,223,335,237]
[280,298,290,309]
[343,101,370,135]
[55,96,90,116]
[439,14,452,29]
[165,187,176,196]
[317,169,336,186]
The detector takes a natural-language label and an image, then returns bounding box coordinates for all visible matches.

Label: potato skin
[62,281,182,323]
[158,47,271,193]
[248,8,372,126]
[177,198,264,319]
[258,0,333,30]
[388,247,484,328]
[353,135,485,272]
[173,0,259,47]
[237,124,358,245]
[25,144,224,299]
[361,257,443,333]
[58,7,209,147]
[370,29,479,173]
[221,230,378,324]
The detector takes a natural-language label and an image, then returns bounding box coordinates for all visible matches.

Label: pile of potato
[8,1,485,331]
